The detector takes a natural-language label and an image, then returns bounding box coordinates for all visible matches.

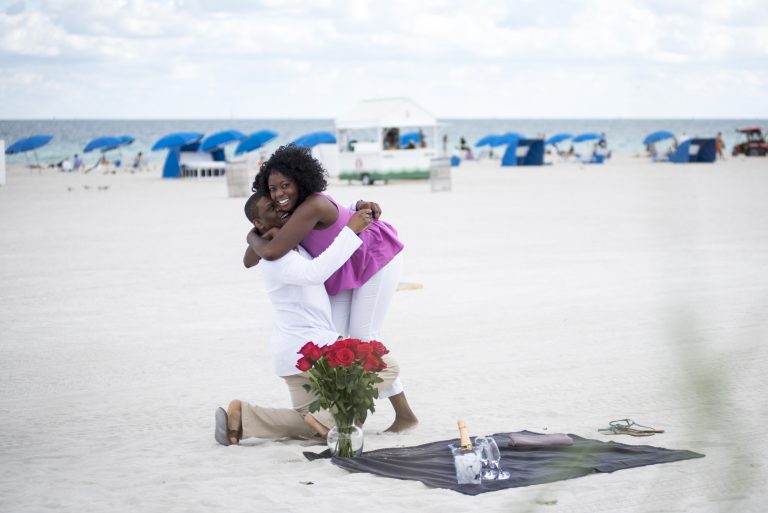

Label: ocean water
[1,118,764,166]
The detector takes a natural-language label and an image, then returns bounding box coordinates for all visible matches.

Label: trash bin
[226,163,254,198]
[429,157,451,192]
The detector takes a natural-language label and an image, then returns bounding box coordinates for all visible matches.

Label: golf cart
[732,127,768,157]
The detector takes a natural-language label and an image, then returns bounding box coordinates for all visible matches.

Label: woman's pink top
[300,194,404,295]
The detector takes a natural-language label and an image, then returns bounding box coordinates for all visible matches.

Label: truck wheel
[361,173,372,186]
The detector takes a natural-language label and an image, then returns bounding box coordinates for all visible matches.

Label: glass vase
[327,420,364,457]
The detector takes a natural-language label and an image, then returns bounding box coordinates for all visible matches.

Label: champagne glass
[473,436,497,480]
[486,437,511,480]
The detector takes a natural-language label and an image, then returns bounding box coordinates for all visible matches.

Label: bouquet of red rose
[297,338,389,455]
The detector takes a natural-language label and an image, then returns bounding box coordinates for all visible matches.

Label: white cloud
[0,0,766,118]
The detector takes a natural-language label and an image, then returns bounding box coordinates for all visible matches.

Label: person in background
[73,154,84,171]
[132,152,144,169]
[60,158,73,172]
[716,132,725,159]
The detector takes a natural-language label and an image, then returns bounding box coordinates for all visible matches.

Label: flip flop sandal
[215,407,231,446]
[598,419,665,437]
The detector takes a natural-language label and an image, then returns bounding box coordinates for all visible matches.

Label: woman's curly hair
[251,144,328,209]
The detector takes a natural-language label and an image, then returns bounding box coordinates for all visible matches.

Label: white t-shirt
[259,227,362,376]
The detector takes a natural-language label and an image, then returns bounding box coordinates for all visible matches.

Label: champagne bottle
[457,419,472,450]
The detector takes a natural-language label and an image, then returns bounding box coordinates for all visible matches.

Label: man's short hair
[244,191,265,221]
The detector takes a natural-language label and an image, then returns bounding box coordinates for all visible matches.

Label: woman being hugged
[248,144,403,340]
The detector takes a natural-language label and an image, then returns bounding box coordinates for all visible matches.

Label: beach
[1,155,766,512]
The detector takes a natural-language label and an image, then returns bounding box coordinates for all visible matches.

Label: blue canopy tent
[292,131,336,148]
[400,131,422,147]
[501,137,545,166]
[235,130,278,155]
[669,138,717,164]
[151,132,205,178]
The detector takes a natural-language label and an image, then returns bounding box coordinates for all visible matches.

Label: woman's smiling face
[268,171,299,213]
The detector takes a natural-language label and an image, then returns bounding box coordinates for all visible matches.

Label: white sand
[1,155,766,512]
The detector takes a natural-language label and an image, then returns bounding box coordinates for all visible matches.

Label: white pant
[329,252,404,398]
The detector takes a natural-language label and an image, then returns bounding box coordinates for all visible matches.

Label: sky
[0,0,766,119]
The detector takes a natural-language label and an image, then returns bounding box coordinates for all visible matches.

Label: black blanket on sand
[304,431,704,495]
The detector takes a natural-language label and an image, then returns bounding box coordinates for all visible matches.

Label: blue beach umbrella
[5,134,53,155]
[642,130,675,145]
[84,135,134,153]
[495,132,524,146]
[292,131,336,148]
[200,130,246,152]
[572,133,602,143]
[546,133,572,145]
[151,132,204,151]
[234,130,278,155]
[475,134,500,147]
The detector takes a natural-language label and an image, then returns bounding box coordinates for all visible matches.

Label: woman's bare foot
[226,400,242,445]
[304,415,330,439]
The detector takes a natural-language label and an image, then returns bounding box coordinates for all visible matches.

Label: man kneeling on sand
[215,192,417,445]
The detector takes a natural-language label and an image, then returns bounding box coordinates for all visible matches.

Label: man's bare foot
[304,415,330,439]
[227,400,242,445]
[384,413,419,433]
[385,392,419,432]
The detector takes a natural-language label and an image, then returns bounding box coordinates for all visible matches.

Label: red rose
[362,354,383,372]
[334,338,361,351]
[325,350,340,368]
[370,340,389,357]
[354,343,373,360]
[334,347,356,367]
[296,357,313,372]
[298,342,323,363]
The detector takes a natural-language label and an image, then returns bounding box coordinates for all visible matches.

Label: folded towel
[505,432,574,447]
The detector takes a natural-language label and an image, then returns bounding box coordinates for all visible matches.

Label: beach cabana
[669,138,717,164]
[501,137,545,166]
[234,130,278,155]
[151,132,227,178]
[335,98,440,184]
